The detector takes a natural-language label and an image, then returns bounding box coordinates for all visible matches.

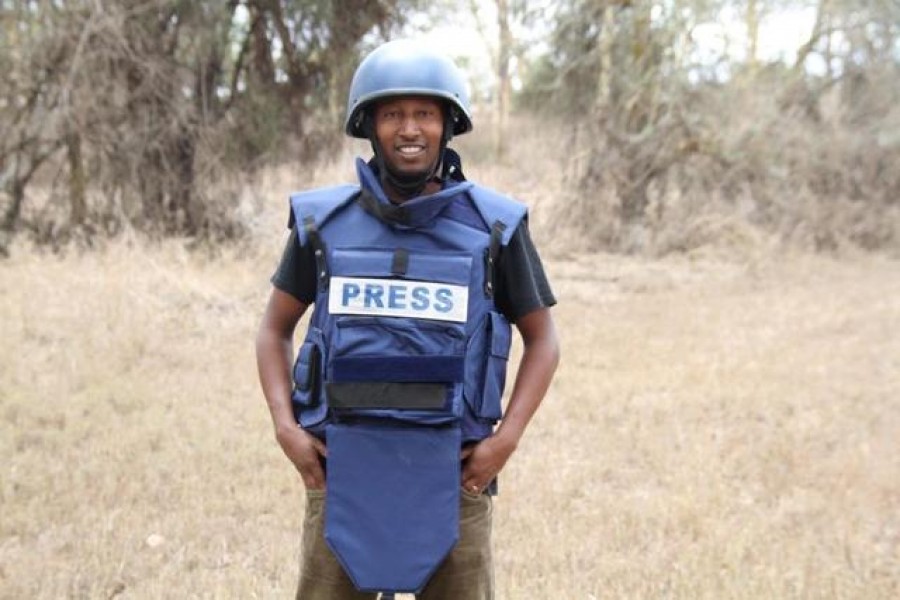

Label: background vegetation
[2,2,899,598]
[1,0,898,255]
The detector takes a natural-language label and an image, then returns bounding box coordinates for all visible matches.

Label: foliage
[518,0,900,253]
[0,0,416,251]
[2,0,898,255]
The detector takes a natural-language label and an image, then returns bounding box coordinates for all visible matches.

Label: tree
[0,0,418,250]
[526,0,899,252]
[536,0,702,250]
[0,2,69,246]
[496,0,513,159]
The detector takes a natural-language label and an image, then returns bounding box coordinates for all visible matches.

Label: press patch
[328,276,468,323]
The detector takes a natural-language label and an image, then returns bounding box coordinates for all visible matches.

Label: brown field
[2,157,899,598]
[0,136,900,600]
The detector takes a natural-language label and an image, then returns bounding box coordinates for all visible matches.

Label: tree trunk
[327,0,358,132]
[3,179,26,234]
[267,0,309,140]
[172,127,197,233]
[66,130,87,228]
[0,178,25,256]
[794,0,829,76]
[248,3,276,87]
[594,4,616,117]
[495,0,512,160]
[746,0,760,71]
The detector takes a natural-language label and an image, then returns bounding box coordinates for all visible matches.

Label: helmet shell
[345,39,473,139]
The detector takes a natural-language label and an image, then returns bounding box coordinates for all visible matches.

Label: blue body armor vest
[290,159,526,442]
[287,159,526,595]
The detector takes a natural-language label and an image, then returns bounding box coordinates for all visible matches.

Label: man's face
[373,96,444,175]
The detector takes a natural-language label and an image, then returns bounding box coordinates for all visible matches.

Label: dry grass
[499,252,899,598]
[2,241,898,599]
[2,150,899,598]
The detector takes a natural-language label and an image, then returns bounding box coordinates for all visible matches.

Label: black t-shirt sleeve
[494,220,557,323]
[270,219,556,319]
[270,226,317,304]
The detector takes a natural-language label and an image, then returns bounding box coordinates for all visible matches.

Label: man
[256,39,559,599]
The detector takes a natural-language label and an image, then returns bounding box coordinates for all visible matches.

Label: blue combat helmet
[345,39,473,139]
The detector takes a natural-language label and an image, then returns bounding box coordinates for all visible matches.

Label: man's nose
[398,115,420,136]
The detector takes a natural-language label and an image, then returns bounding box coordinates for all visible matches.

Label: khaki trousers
[296,488,494,599]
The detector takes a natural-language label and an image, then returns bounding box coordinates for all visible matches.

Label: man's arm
[256,288,327,489]
[461,307,560,492]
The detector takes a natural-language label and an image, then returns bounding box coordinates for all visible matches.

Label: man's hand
[257,289,325,489]
[461,432,517,494]
[277,424,328,490]
[460,307,559,495]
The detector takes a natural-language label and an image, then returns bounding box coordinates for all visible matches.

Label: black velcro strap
[484,220,506,297]
[327,382,447,411]
[303,215,329,289]
[391,248,409,276]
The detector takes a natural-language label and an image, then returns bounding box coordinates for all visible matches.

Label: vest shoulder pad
[467,184,527,245]
[289,185,360,245]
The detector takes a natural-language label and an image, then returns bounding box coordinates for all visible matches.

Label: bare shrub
[529,0,900,257]
[543,65,900,258]
[0,0,417,253]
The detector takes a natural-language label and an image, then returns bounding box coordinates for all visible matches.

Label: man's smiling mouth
[397,145,426,156]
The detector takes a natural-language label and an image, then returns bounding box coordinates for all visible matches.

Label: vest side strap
[484,220,506,298]
[304,215,329,290]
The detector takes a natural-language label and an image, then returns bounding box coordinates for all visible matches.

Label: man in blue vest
[256,39,560,599]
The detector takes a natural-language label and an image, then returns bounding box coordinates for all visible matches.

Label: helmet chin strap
[373,147,440,200]
[365,106,455,202]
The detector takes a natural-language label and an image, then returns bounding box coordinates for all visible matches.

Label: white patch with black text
[328,276,468,323]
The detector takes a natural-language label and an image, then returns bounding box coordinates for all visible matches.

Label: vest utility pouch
[332,317,466,381]
[292,327,328,427]
[325,247,473,422]
[329,317,466,421]
[465,311,512,421]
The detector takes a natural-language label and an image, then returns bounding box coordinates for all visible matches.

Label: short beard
[363,104,454,201]
[378,154,440,200]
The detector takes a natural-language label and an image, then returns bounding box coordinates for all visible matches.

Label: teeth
[398,146,424,154]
